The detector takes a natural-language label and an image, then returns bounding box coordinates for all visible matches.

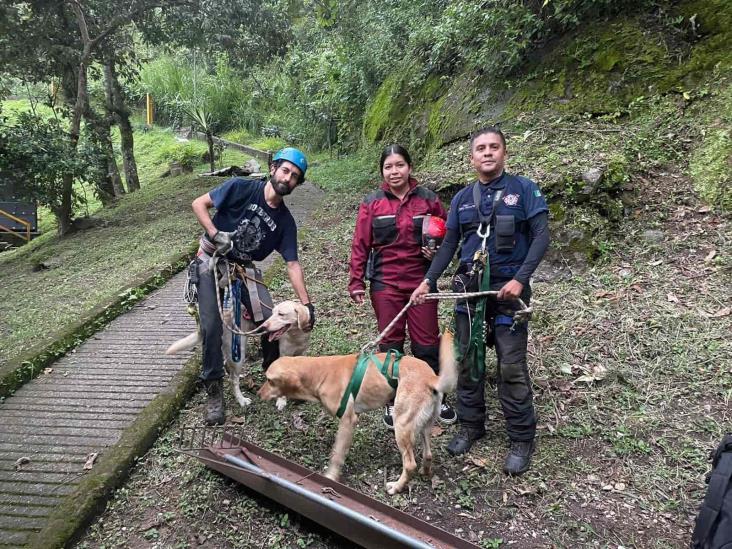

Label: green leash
[459,265,490,382]
[336,350,401,418]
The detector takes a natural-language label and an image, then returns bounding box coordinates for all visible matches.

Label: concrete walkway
[0,181,323,548]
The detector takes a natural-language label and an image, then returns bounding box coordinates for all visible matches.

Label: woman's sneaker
[383,404,395,430]
[438,402,457,425]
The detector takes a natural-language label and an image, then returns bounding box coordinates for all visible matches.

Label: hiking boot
[204,379,225,425]
[383,404,395,430]
[447,426,485,456]
[503,439,535,476]
[438,401,457,425]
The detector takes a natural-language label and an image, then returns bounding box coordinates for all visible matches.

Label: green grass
[0,117,254,367]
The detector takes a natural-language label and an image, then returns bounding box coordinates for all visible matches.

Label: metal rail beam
[191,432,481,549]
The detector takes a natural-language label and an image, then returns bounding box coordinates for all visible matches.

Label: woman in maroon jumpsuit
[348,144,456,428]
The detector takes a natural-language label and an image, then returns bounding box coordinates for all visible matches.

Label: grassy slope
[0,117,251,368]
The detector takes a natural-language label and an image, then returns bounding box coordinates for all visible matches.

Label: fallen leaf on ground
[667,292,680,303]
[710,307,731,318]
[83,452,99,470]
[467,456,488,468]
[229,415,246,424]
[697,206,711,213]
[594,290,618,300]
[43,368,53,374]
[292,412,308,431]
[704,249,717,262]
[575,364,607,384]
[431,424,445,437]
[630,284,644,294]
[15,457,30,471]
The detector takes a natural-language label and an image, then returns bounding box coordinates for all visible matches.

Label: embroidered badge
[533,189,542,197]
[503,193,520,206]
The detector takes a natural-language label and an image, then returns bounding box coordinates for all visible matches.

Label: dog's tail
[165,332,201,355]
[435,330,458,394]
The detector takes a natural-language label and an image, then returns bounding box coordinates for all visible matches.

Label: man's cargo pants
[453,280,536,442]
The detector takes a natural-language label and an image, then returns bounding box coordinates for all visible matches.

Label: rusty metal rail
[178,427,480,549]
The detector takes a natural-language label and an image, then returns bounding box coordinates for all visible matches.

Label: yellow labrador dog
[166,300,311,408]
[258,332,457,495]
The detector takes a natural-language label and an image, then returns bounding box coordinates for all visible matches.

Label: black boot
[503,439,535,476]
[447,425,485,456]
[204,379,225,425]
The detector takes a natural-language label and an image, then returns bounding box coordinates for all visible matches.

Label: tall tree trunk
[103,59,140,191]
[86,109,124,204]
[206,130,215,173]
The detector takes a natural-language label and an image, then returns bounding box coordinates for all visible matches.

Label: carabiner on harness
[476,221,490,252]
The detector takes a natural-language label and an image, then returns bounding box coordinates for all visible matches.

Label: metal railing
[0,207,32,243]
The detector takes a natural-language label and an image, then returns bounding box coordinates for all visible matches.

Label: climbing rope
[359,290,532,354]
[211,252,273,338]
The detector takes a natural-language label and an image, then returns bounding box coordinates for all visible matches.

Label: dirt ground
[75,168,730,549]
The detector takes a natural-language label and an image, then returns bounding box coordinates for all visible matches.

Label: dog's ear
[295,304,310,331]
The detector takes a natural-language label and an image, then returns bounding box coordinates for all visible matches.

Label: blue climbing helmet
[272,147,308,178]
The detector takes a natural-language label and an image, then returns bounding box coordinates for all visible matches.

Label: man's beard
[272,177,292,196]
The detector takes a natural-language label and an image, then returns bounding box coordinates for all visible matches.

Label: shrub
[156,141,206,171]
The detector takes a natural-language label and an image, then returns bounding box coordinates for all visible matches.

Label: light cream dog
[257,332,457,494]
[166,300,311,408]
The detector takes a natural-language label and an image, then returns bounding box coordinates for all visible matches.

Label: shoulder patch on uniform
[503,193,520,206]
[363,189,386,204]
[533,189,542,197]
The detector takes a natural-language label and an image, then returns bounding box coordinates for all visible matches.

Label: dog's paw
[421,464,433,477]
[385,481,402,495]
[275,397,287,411]
[236,396,252,407]
[323,469,339,481]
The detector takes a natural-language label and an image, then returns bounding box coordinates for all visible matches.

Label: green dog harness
[336,350,401,418]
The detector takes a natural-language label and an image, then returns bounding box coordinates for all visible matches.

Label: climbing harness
[336,350,402,418]
[183,251,274,338]
[230,279,243,361]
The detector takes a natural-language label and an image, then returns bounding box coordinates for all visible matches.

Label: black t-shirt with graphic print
[206,177,297,263]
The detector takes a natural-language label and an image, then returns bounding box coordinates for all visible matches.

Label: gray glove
[212,231,233,255]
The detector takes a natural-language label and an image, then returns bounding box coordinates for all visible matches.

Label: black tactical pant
[454,280,536,442]
[377,341,439,375]
[196,256,279,382]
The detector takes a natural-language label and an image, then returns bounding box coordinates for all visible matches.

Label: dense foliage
[139,0,647,151]
[0,112,93,219]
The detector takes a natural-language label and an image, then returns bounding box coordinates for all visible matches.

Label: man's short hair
[470,126,506,150]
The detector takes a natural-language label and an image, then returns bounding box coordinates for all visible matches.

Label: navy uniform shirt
[446,173,548,279]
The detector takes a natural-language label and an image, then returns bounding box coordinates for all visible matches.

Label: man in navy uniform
[411,127,550,475]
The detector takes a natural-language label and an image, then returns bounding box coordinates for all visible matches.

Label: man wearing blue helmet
[190,147,315,424]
